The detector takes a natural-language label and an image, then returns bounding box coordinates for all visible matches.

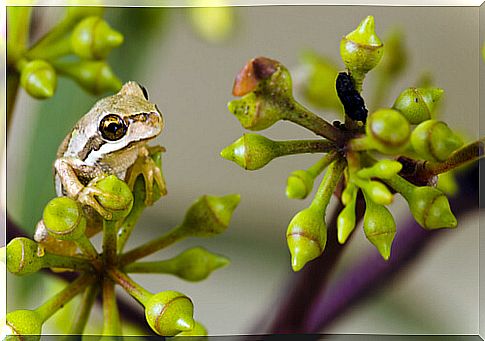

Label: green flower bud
[43,197,86,241]
[168,247,229,281]
[410,120,463,162]
[386,175,457,230]
[6,238,43,275]
[365,108,411,154]
[94,175,134,220]
[227,92,283,131]
[363,194,396,260]
[337,182,358,244]
[286,206,327,272]
[179,194,240,237]
[220,133,277,170]
[299,50,341,110]
[145,291,195,336]
[437,172,458,196]
[20,60,57,99]
[356,160,402,179]
[340,16,383,91]
[408,186,457,230]
[53,60,122,95]
[4,310,43,341]
[125,247,230,282]
[71,16,124,60]
[232,57,289,97]
[6,237,92,275]
[392,87,444,124]
[286,169,314,199]
[358,180,393,206]
[176,321,208,336]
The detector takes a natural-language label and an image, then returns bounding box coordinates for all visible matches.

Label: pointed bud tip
[346,15,382,46]
[368,234,394,260]
[105,29,124,47]
[287,235,322,272]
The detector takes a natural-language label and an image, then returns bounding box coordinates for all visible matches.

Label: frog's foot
[126,154,167,206]
[78,178,125,220]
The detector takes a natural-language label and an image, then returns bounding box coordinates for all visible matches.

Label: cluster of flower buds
[221,16,476,271]
[7,7,123,99]
[3,151,240,338]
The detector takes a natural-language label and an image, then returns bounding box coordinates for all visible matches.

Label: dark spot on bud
[252,57,278,80]
[336,72,368,122]
[414,97,419,103]
[232,57,280,97]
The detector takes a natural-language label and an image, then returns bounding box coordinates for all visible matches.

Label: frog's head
[97,81,163,143]
[73,82,163,164]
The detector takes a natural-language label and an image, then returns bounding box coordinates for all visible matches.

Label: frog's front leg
[54,157,120,220]
[125,145,167,206]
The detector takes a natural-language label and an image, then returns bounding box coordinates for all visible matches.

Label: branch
[303,160,480,332]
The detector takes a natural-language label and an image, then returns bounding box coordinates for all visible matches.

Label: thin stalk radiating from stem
[284,100,345,143]
[34,273,95,322]
[107,267,152,305]
[69,284,99,335]
[103,219,118,265]
[102,277,121,336]
[119,227,185,266]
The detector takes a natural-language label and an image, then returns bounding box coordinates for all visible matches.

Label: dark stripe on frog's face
[79,135,106,161]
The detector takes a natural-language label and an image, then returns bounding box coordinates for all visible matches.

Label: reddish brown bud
[232,57,279,96]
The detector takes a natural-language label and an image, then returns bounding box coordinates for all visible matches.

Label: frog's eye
[99,114,128,141]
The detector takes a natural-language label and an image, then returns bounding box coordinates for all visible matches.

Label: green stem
[310,157,346,211]
[68,284,99,335]
[6,7,32,66]
[347,136,370,152]
[6,71,20,133]
[107,267,152,306]
[283,100,345,143]
[25,36,72,61]
[424,138,484,176]
[42,252,94,272]
[76,234,99,261]
[383,174,415,199]
[102,277,121,336]
[306,150,339,178]
[119,227,185,266]
[103,220,118,265]
[275,139,336,157]
[27,13,77,54]
[34,273,95,322]
[124,260,178,274]
[117,197,146,253]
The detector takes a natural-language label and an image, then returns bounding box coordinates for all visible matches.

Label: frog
[34,82,167,256]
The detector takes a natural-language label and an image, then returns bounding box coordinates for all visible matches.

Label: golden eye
[99,114,127,141]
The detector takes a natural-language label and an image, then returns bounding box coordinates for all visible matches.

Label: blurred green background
[6,5,482,335]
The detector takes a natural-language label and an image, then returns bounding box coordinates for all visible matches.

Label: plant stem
[42,252,95,273]
[69,284,99,335]
[284,100,345,143]
[107,267,152,306]
[103,219,118,266]
[34,273,96,322]
[311,158,346,211]
[119,227,185,266]
[102,277,121,335]
[306,151,339,178]
[276,139,336,157]
[302,162,479,332]
[6,71,20,133]
[123,260,177,274]
[423,138,484,176]
[117,197,146,253]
